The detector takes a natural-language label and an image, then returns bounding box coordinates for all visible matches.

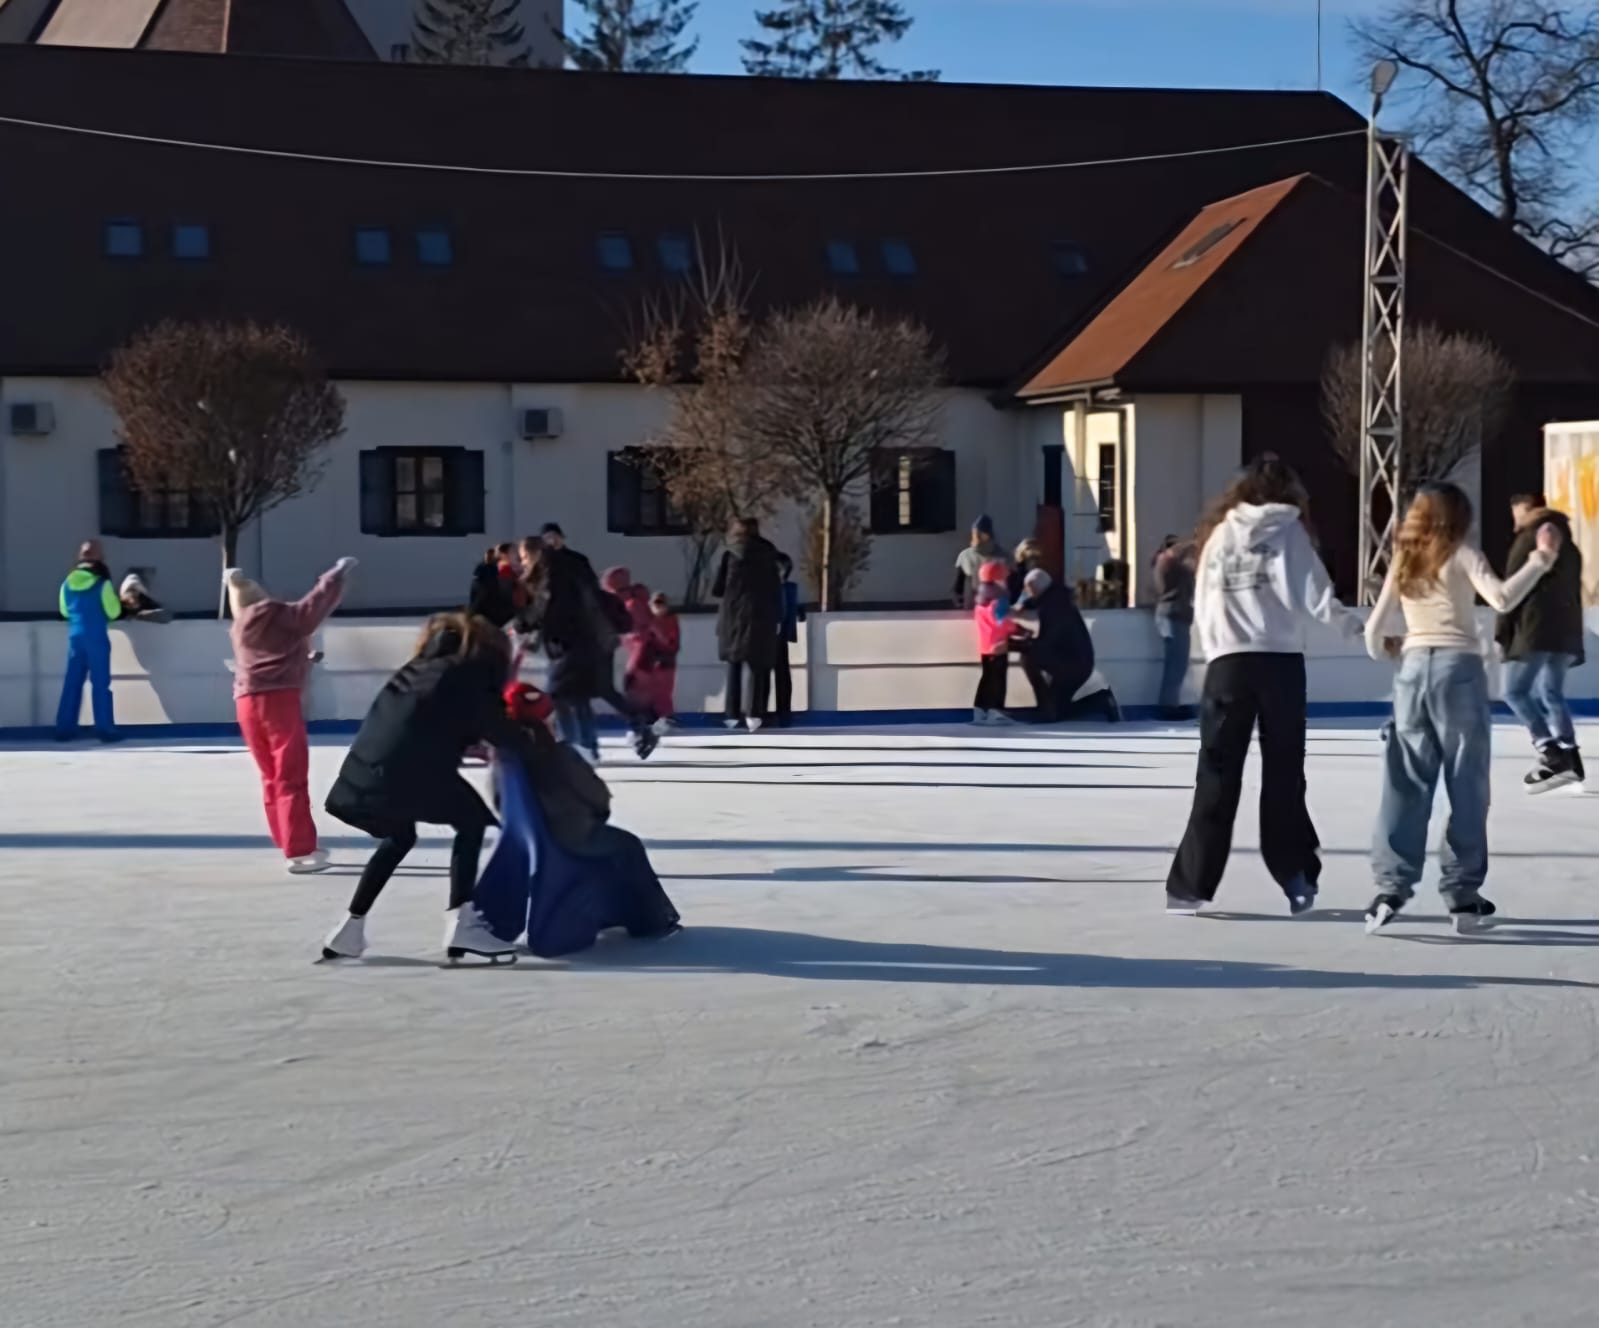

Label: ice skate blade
[1527,772,1580,795]
[317,948,360,963]
[1452,915,1497,936]
[445,947,518,966]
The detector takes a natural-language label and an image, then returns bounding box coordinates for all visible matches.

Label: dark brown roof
[0,43,1595,391]
[1020,175,1306,396]
[1023,173,1599,395]
[26,0,375,57]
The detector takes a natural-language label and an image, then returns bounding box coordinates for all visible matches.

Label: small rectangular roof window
[1172,220,1242,270]
[355,227,391,266]
[416,227,453,266]
[172,223,210,260]
[597,232,633,271]
[658,232,693,274]
[105,220,143,258]
[880,238,916,276]
[826,240,860,276]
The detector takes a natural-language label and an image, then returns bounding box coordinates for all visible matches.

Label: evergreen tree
[560,0,699,73]
[413,0,532,66]
[741,0,935,81]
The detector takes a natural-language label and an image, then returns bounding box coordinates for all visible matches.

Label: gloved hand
[333,556,358,576]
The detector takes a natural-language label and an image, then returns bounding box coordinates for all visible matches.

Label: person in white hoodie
[1361,482,1559,935]
[1166,454,1360,916]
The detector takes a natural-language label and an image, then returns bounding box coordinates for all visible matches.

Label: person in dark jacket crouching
[320,612,531,961]
[1015,569,1121,723]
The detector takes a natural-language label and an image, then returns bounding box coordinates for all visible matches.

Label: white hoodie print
[1195,502,1359,661]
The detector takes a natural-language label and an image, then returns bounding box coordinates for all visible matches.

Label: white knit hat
[224,567,267,614]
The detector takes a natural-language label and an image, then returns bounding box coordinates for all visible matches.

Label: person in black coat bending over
[320,612,531,962]
[713,516,782,731]
[1015,569,1121,723]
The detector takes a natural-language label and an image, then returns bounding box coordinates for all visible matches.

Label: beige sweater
[1365,545,1553,661]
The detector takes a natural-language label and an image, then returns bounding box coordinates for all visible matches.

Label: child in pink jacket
[973,560,1030,725]
[228,558,354,874]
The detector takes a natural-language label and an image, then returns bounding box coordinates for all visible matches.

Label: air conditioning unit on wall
[7,402,54,436]
[519,407,563,441]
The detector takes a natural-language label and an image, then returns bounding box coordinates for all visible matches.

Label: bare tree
[622,236,788,604]
[1321,323,1515,496]
[102,320,346,615]
[414,0,532,65]
[739,296,942,609]
[799,501,871,604]
[1352,0,1599,276]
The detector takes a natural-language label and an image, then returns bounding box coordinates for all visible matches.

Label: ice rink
[4,720,1599,1328]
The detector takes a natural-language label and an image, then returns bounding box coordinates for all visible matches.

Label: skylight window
[104,220,143,258]
[354,227,392,266]
[172,223,210,260]
[416,227,453,266]
[658,232,693,274]
[1172,220,1243,270]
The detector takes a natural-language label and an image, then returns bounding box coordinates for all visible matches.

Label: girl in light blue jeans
[1363,483,1559,935]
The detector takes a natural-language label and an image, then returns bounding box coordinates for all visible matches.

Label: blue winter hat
[972,514,995,537]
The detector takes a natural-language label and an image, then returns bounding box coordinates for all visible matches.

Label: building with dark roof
[1,43,1597,614]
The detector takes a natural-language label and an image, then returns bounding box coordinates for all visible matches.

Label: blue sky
[688,0,1385,110]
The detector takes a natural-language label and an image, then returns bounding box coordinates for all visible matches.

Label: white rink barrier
[5,609,1599,733]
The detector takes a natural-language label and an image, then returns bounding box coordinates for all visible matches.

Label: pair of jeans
[556,700,599,754]
[1167,652,1319,902]
[1501,651,1577,749]
[1156,616,1191,711]
[725,662,771,724]
[1372,649,1491,905]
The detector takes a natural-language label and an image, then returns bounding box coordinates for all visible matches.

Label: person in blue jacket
[770,552,805,727]
[55,540,122,742]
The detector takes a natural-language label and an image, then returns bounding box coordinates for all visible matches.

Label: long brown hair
[1393,483,1472,597]
[1194,453,1312,553]
[415,611,512,673]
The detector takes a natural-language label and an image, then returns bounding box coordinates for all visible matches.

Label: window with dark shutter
[358,448,484,537]
[1097,443,1118,533]
[869,448,957,535]
[606,448,686,536]
[97,447,216,538]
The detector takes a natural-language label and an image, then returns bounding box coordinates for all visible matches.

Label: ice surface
[3,721,1599,1328]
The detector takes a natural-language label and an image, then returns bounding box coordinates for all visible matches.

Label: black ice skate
[1284,875,1318,916]
[1364,894,1406,934]
[1448,898,1498,935]
[1525,746,1580,795]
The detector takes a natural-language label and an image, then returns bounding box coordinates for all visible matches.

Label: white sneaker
[746,717,764,733]
[321,913,366,960]
[444,905,518,964]
[287,848,331,875]
[723,718,745,731]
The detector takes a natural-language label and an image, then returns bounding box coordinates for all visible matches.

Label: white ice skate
[986,711,1020,726]
[972,708,992,725]
[287,848,331,875]
[320,913,366,961]
[444,905,518,965]
[746,717,764,733]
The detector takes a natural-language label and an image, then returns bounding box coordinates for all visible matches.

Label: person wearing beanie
[1014,569,1120,723]
[972,559,1030,724]
[953,515,1003,609]
[228,558,355,874]
[54,539,122,742]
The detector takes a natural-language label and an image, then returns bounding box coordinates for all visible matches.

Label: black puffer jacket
[713,533,782,667]
[326,634,521,837]
[1027,582,1095,680]
[1496,509,1586,664]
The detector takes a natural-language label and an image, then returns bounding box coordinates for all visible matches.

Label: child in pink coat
[973,560,1030,725]
[228,558,354,874]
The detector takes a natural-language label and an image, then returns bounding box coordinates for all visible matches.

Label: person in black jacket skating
[321,612,531,961]
[1015,570,1120,723]
[1497,494,1587,791]
[713,517,782,730]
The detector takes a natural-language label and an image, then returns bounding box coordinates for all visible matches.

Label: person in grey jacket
[952,515,1003,608]
[1152,535,1196,720]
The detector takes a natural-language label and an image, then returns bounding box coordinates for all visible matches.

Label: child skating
[973,560,1031,725]
[1362,482,1560,935]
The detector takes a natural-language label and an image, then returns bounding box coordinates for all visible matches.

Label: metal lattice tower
[1356,125,1409,604]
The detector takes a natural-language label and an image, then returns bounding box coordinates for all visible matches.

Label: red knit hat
[504,682,554,725]
[978,560,1010,585]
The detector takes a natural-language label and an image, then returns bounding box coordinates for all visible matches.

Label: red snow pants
[237,689,317,859]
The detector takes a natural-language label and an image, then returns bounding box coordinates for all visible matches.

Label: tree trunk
[218,526,239,619]
[820,490,837,612]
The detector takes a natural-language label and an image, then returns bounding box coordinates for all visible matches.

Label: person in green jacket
[55,540,122,742]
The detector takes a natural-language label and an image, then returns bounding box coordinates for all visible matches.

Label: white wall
[9,610,1596,734]
[0,378,1029,615]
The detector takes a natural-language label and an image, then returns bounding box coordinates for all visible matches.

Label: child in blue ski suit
[55,540,122,742]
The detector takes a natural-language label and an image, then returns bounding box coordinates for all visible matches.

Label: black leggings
[974,655,1009,711]
[347,779,493,917]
